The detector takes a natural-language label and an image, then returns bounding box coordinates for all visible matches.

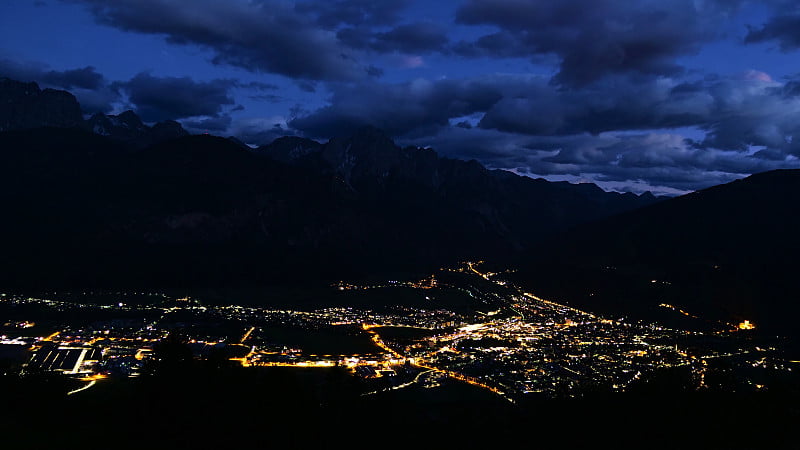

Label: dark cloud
[336,27,372,50]
[451,31,523,59]
[293,71,800,159]
[292,70,800,192]
[0,58,118,113]
[745,2,800,51]
[238,81,279,91]
[293,74,704,139]
[454,0,742,86]
[338,22,449,54]
[250,94,285,103]
[40,66,105,90]
[290,77,507,138]
[538,133,775,178]
[0,58,105,90]
[399,126,538,163]
[478,75,712,135]
[297,0,410,28]
[365,65,384,77]
[15,0,797,193]
[296,80,318,93]
[779,80,800,98]
[73,87,121,114]
[403,127,798,194]
[231,117,296,146]
[73,0,371,81]
[182,114,233,134]
[240,80,284,104]
[115,72,235,122]
[694,74,800,155]
[373,22,448,54]
[476,73,800,161]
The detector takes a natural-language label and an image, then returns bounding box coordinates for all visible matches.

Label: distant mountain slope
[517,169,800,337]
[0,126,657,288]
[553,169,799,266]
[0,78,83,131]
[0,76,659,289]
[86,110,188,148]
[257,126,659,252]
[0,77,188,147]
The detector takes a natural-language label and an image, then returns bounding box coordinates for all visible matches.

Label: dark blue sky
[3,0,800,195]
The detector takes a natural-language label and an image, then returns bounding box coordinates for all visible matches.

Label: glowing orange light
[738,320,755,330]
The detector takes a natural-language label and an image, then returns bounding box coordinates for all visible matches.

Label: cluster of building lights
[0,266,785,400]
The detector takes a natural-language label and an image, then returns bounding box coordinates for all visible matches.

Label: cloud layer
[291,71,800,193]
[454,0,743,86]
[114,73,236,122]
[5,0,800,193]
[73,0,373,81]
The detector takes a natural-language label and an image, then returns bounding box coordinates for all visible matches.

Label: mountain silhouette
[0,125,657,288]
[86,110,188,148]
[0,78,83,131]
[0,77,188,147]
[2,76,796,342]
[0,77,660,290]
[258,125,658,251]
[519,169,800,338]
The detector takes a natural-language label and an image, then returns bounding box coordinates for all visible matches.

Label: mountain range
[0,77,188,148]
[516,169,800,339]
[2,76,798,340]
[0,77,657,288]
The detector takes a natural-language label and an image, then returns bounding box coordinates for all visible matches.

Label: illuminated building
[738,320,755,330]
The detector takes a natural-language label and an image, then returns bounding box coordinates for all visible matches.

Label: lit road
[364,323,514,402]
[66,380,97,396]
[361,369,436,396]
[66,374,106,396]
[240,326,256,344]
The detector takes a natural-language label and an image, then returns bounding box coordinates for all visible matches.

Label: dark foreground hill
[0,126,656,288]
[2,364,797,449]
[517,169,800,339]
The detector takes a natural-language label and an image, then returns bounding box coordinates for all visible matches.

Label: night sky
[2,0,800,195]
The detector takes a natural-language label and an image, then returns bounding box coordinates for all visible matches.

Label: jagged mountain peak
[115,110,146,129]
[86,109,187,148]
[270,135,322,147]
[332,126,402,156]
[151,119,189,141]
[0,77,40,92]
[342,125,396,145]
[0,123,664,288]
[0,77,83,132]
[0,77,188,148]
[256,135,323,166]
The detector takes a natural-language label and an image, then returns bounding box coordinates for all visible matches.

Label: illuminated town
[1,262,795,402]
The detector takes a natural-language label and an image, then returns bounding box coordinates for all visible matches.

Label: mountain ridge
[0,77,188,147]
[0,125,659,288]
[2,76,798,342]
[514,168,800,338]
[0,77,83,131]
